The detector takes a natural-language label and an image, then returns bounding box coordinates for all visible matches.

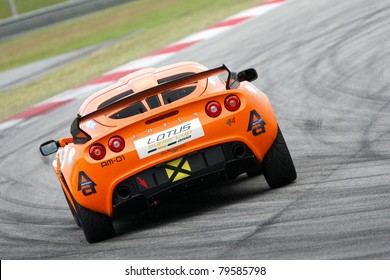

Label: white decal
[85,120,97,130]
[245,84,260,96]
[68,148,75,165]
[208,76,217,86]
[52,153,59,168]
[60,146,69,169]
[134,118,205,159]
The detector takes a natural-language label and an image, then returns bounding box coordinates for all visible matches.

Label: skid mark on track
[218,126,390,258]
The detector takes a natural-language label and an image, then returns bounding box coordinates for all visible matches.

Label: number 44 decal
[247,110,266,136]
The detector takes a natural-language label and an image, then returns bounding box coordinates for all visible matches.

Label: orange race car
[40,62,296,243]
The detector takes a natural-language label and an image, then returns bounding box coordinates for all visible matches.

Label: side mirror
[237,68,258,82]
[40,140,59,156]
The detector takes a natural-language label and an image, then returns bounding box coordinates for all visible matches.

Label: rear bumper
[113,141,260,218]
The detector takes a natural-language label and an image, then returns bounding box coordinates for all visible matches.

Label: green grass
[0,0,66,19]
[2,0,188,71]
[0,0,264,121]
[15,0,66,14]
[0,0,12,19]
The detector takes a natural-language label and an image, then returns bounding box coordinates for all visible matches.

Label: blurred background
[0,0,261,121]
[1,0,131,38]
[2,0,72,19]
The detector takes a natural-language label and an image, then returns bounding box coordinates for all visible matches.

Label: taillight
[89,144,106,160]
[108,136,125,152]
[224,95,241,111]
[205,101,222,118]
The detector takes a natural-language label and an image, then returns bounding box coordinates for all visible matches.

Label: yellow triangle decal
[182,160,191,172]
[166,168,174,179]
[173,172,190,182]
[167,158,182,167]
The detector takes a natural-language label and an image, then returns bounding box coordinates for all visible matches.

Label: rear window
[98,90,134,109]
[110,101,147,119]
[162,86,196,104]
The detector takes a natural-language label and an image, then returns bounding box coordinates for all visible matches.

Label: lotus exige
[40,62,296,243]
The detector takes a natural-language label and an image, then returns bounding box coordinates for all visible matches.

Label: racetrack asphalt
[1,0,390,259]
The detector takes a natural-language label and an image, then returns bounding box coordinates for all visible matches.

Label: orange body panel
[53,62,278,217]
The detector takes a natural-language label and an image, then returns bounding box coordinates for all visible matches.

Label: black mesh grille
[127,178,138,196]
[222,142,236,160]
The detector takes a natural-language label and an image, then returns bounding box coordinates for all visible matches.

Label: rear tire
[262,126,297,188]
[75,201,115,243]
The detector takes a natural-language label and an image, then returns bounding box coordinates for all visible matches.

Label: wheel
[63,190,81,228]
[262,126,297,188]
[75,201,115,243]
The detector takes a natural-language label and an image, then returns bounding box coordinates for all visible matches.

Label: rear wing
[71,64,257,143]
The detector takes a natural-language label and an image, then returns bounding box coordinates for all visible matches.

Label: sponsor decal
[165,157,191,182]
[134,118,204,159]
[226,117,236,126]
[78,171,96,196]
[160,144,186,155]
[101,155,126,168]
[247,110,266,136]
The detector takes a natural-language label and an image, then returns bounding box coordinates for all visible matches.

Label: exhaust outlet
[233,143,246,158]
[117,186,131,200]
